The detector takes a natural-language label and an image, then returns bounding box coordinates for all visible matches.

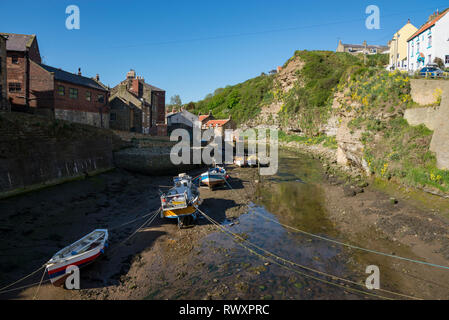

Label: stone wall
[410,79,445,105]
[404,106,440,130]
[55,109,110,129]
[405,79,449,169]
[0,112,122,198]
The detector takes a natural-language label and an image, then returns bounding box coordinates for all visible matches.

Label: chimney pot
[96,74,100,81]
[78,68,81,76]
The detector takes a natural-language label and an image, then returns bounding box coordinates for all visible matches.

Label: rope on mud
[32,268,47,300]
[225,178,449,272]
[197,208,399,300]
[0,279,51,295]
[107,207,161,257]
[0,265,45,294]
[200,207,423,300]
[109,207,162,232]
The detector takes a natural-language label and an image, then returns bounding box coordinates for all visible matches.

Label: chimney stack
[78,68,82,76]
[95,74,100,81]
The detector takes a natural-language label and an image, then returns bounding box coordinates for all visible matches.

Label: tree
[434,57,444,69]
[186,102,195,111]
[170,95,182,106]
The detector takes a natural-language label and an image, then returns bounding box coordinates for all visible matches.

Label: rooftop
[0,33,36,51]
[39,64,108,91]
[408,8,449,41]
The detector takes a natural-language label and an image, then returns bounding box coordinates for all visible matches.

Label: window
[428,35,432,48]
[446,55,449,64]
[69,88,78,99]
[110,113,116,121]
[86,91,91,101]
[411,43,414,57]
[8,82,21,92]
[97,94,104,103]
[11,55,18,64]
[57,85,65,96]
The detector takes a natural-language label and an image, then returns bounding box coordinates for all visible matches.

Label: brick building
[0,33,41,112]
[36,65,110,128]
[1,32,108,127]
[110,69,166,135]
[0,35,8,111]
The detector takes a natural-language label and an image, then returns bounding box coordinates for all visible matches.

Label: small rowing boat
[199,166,228,189]
[45,229,108,287]
[161,173,201,228]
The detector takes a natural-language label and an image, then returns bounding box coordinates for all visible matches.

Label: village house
[0,33,42,113]
[388,20,418,70]
[0,34,8,111]
[35,65,110,128]
[407,9,449,72]
[202,117,236,142]
[166,108,198,138]
[336,40,389,55]
[110,69,166,136]
[1,32,109,127]
[198,112,215,126]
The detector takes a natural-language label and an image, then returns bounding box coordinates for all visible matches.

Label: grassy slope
[193,50,448,193]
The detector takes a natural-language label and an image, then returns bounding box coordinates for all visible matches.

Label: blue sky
[0,0,447,103]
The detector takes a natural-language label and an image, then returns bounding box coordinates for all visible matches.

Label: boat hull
[163,205,197,218]
[200,175,226,187]
[46,245,105,287]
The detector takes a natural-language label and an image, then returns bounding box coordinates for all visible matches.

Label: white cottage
[407,9,449,72]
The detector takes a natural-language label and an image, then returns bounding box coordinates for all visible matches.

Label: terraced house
[1,32,109,127]
[407,8,449,72]
[388,20,418,70]
[109,69,166,135]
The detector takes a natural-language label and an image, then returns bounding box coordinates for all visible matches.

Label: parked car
[419,65,444,77]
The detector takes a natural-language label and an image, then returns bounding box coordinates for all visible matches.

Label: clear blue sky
[0,0,447,103]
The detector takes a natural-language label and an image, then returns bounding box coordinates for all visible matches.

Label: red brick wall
[29,61,54,109]
[6,51,26,106]
[53,80,109,114]
[152,91,165,124]
[28,39,41,64]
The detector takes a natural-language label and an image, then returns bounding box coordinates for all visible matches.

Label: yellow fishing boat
[160,173,202,228]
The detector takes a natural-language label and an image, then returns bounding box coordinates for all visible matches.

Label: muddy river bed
[1,150,449,300]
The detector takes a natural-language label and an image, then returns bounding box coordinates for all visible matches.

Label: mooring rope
[0,265,45,294]
[32,268,47,300]
[107,208,161,257]
[197,207,398,300]
[224,178,449,271]
[197,207,423,300]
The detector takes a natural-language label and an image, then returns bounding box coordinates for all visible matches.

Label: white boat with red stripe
[45,229,108,287]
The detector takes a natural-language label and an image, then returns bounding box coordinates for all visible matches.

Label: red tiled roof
[204,119,230,127]
[199,115,210,122]
[407,9,449,41]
